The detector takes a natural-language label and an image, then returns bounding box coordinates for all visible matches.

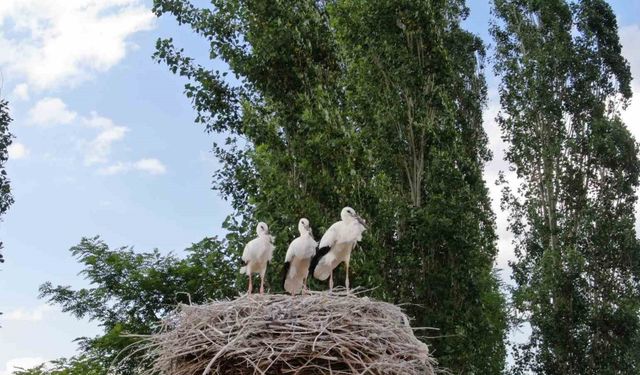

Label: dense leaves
[39,236,239,373]
[492,0,640,373]
[13,356,104,375]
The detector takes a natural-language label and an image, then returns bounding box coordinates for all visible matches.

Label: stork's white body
[312,207,366,291]
[240,222,274,294]
[313,220,365,280]
[283,220,317,295]
[240,236,274,275]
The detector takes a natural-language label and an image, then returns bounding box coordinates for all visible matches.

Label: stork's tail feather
[309,246,331,277]
[239,266,247,274]
[281,261,291,290]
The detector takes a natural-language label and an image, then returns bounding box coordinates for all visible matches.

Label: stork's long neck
[342,214,355,225]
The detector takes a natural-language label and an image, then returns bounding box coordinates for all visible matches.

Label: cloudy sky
[0,0,639,373]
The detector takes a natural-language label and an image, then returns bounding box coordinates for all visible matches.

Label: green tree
[492,0,640,373]
[152,0,507,373]
[39,236,239,373]
[13,356,104,375]
[332,1,506,372]
[0,97,14,262]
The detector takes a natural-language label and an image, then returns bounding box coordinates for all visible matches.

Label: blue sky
[0,0,639,373]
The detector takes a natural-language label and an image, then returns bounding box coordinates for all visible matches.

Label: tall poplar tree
[332,1,506,372]
[153,0,507,373]
[492,0,640,373]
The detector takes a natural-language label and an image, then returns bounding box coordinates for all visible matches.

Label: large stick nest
[142,289,437,374]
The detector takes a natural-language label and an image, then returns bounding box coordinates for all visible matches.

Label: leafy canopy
[39,236,239,373]
[492,0,640,373]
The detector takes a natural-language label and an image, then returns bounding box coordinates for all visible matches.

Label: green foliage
[0,98,13,261]
[152,0,507,373]
[492,0,640,373]
[39,236,239,373]
[12,356,104,375]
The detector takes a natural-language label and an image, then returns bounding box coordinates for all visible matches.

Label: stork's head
[341,207,367,228]
[256,222,270,236]
[298,218,311,235]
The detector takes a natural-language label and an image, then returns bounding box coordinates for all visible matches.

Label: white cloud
[7,142,29,159]
[483,96,518,282]
[97,162,129,175]
[27,97,77,126]
[134,158,167,175]
[21,103,164,173]
[0,0,155,90]
[3,304,56,322]
[620,25,640,142]
[82,112,128,166]
[98,158,167,176]
[621,25,640,91]
[620,24,640,234]
[0,357,46,375]
[10,83,29,101]
[25,106,129,165]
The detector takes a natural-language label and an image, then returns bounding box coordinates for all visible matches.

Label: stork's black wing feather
[281,261,291,290]
[309,246,331,276]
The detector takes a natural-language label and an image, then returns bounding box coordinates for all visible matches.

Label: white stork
[240,222,274,295]
[282,218,317,295]
[309,207,367,291]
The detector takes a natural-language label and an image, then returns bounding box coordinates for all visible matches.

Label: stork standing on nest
[240,222,274,295]
[282,218,317,295]
[310,207,367,292]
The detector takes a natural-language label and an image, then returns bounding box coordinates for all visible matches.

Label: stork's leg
[248,273,253,295]
[259,271,265,295]
[345,260,350,293]
[329,271,334,292]
[345,246,354,294]
[303,277,308,295]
